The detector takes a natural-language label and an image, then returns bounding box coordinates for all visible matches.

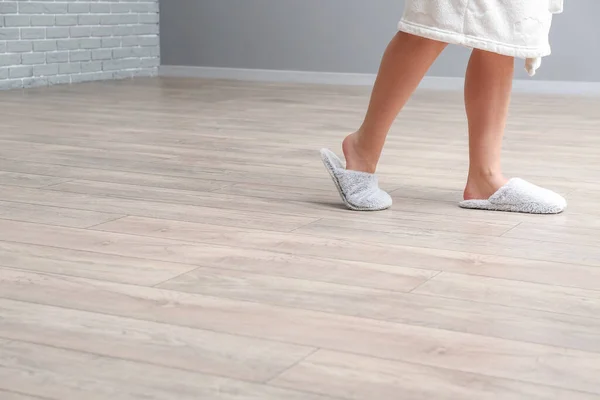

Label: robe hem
[397,19,552,60]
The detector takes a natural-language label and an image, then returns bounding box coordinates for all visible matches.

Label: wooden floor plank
[42,179,521,236]
[0,185,317,232]
[0,241,198,286]
[0,172,68,189]
[0,219,396,281]
[94,215,600,291]
[305,214,514,237]
[1,269,600,394]
[0,133,592,193]
[0,140,316,176]
[0,298,315,382]
[0,390,51,400]
[271,350,600,400]
[155,266,600,353]
[503,223,600,246]
[0,157,339,194]
[0,339,334,400]
[0,231,434,291]
[1,78,599,398]
[0,137,313,169]
[0,159,232,192]
[37,177,520,226]
[294,218,600,267]
[0,201,123,229]
[219,181,467,203]
[169,248,437,292]
[413,272,600,319]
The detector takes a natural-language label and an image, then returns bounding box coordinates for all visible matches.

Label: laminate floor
[0,77,599,400]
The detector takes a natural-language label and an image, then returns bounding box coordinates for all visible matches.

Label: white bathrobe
[398,0,564,76]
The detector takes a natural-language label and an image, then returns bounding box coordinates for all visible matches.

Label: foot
[463,173,508,200]
[342,133,377,173]
[320,148,393,211]
[459,178,567,214]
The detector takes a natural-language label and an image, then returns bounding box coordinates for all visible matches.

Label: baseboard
[160,65,600,96]
[159,65,378,86]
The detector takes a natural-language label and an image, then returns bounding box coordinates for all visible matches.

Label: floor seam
[84,215,129,230]
[500,221,523,237]
[264,347,320,384]
[409,270,443,293]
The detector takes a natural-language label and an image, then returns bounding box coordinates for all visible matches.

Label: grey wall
[160,0,599,82]
[0,0,160,90]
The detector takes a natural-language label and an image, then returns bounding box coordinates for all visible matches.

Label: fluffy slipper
[320,148,392,211]
[459,178,567,214]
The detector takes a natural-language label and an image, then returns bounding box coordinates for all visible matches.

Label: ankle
[464,169,508,200]
[468,166,503,179]
[342,133,378,173]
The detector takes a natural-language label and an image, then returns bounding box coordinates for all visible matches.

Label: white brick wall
[0,0,159,90]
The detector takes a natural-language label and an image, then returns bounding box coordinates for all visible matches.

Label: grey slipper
[320,148,392,211]
[459,178,567,214]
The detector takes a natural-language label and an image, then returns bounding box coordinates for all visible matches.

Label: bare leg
[343,32,447,173]
[463,49,514,200]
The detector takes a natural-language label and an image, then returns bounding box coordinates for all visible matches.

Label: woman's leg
[463,49,514,200]
[343,32,447,173]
